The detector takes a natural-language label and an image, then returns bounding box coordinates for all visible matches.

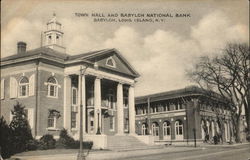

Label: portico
[64,65,137,140]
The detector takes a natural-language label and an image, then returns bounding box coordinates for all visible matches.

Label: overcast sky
[1,0,249,96]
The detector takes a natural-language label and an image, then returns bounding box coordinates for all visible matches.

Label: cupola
[43,13,65,52]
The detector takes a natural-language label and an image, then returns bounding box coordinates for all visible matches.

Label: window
[48,35,52,44]
[136,108,139,115]
[10,108,34,128]
[143,107,147,114]
[175,103,183,110]
[71,87,78,129]
[124,118,129,132]
[71,112,77,129]
[153,106,158,113]
[175,120,183,140]
[19,77,29,97]
[123,97,128,108]
[152,122,159,136]
[47,77,58,98]
[106,57,116,68]
[90,116,94,132]
[72,87,78,105]
[110,116,115,131]
[201,120,205,140]
[47,110,60,129]
[48,115,56,128]
[163,121,171,140]
[165,104,170,111]
[142,123,146,135]
[108,89,114,109]
[163,121,171,136]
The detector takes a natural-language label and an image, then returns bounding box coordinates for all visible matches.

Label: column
[117,83,124,134]
[129,85,135,135]
[94,77,102,134]
[78,75,86,134]
[63,75,71,130]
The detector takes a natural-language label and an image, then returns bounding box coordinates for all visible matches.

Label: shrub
[213,135,218,144]
[246,134,250,142]
[55,129,93,150]
[71,141,93,149]
[26,139,39,151]
[56,129,75,149]
[39,134,56,150]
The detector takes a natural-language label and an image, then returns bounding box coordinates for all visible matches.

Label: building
[0,15,140,149]
[135,86,233,145]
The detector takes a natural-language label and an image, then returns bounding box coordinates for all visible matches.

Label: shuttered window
[19,76,29,97]
[29,74,35,96]
[1,79,4,99]
[10,77,18,98]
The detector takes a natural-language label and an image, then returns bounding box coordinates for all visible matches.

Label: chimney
[17,42,27,54]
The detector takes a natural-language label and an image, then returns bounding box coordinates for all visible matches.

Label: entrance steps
[107,135,163,151]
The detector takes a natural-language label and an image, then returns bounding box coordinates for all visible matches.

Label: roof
[1,47,68,61]
[135,86,227,104]
[1,47,140,78]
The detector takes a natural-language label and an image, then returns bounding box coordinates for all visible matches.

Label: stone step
[107,135,150,150]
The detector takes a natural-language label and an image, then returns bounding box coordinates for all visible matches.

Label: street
[12,144,250,160]
[120,144,250,160]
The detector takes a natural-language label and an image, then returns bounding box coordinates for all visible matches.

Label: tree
[9,101,33,153]
[187,43,250,142]
[0,116,13,159]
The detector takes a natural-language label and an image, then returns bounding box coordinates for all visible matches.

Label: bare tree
[187,43,250,142]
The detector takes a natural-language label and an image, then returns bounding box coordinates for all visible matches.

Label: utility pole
[193,99,197,148]
[77,66,87,160]
[147,97,151,135]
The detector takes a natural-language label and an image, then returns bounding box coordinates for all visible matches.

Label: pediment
[85,49,139,78]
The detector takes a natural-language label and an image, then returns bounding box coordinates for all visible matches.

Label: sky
[1,0,249,96]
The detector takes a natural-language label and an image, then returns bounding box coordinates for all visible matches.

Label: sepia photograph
[0,0,249,160]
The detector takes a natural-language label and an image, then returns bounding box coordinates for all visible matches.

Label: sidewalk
[199,142,250,149]
[11,146,201,160]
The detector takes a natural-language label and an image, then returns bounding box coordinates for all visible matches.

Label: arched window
[47,77,58,97]
[163,121,171,140]
[175,120,183,140]
[142,123,146,135]
[106,57,116,68]
[152,122,159,136]
[48,35,52,44]
[19,76,29,97]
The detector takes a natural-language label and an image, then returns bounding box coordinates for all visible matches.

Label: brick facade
[135,86,233,144]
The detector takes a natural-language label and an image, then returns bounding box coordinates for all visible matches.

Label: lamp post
[247,54,250,138]
[77,66,87,160]
[96,109,101,135]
